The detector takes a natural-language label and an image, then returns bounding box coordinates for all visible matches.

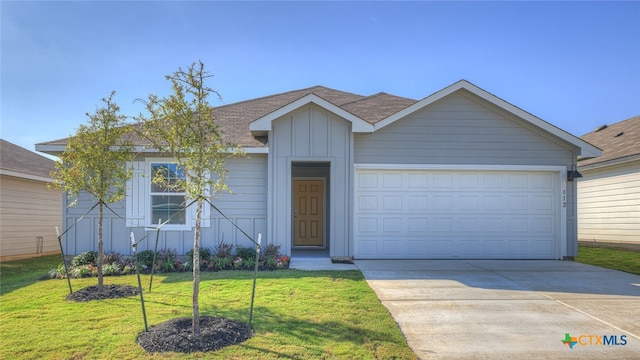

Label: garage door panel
[355,169,559,259]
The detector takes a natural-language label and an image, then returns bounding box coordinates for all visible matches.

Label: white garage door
[354,169,560,259]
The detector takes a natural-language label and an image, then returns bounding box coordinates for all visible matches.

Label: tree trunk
[97,201,104,290]
[192,198,203,334]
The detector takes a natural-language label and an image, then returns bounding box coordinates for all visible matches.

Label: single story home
[577,115,639,247]
[37,80,601,260]
[0,139,62,260]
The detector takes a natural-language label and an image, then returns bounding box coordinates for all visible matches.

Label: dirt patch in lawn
[66,284,140,302]
[137,316,253,353]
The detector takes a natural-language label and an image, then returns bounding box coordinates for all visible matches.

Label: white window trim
[146,158,192,231]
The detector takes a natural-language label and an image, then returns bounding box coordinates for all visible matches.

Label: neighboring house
[36,80,600,260]
[577,115,640,246]
[0,139,62,259]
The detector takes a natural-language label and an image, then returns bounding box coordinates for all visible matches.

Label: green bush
[211,255,232,270]
[235,246,257,261]
[186,247,211,270]
[48,244,288,279]
[213,242,234,258]
[134,250,155,270]
[71,251,98,267]
[155,248,182,273]
[261,243,281,260]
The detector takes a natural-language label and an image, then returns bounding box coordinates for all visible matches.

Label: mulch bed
[66,284,140,302]
[137,316,253,353]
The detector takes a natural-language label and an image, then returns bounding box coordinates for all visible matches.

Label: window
[150,163,187,225]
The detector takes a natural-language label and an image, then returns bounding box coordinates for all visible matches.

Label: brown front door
[293,180,324,246]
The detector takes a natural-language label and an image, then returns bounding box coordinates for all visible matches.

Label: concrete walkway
[289,257,358,270]
[355,260,640,359]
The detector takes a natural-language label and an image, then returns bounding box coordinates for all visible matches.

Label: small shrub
[276,255,290,269]
[213,242,234,258]
[261,243,282,261]
[72,251,98,267]
[243,257,255,270]
[103,252,122,264]
[72,265,97,278]
[48,263,66,279]
[135,250,155,270]
[211,256,232,270]
[122,265,133,275]
[186,247,211,270]
[156,248,181,273]
[102,262,122,276]
[235,246,257,261]
[265,257,278,269]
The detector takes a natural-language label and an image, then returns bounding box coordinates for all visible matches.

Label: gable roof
[578,115,640,168]
[0,139,56,182]
[36,81,600,159]
[373,80,601,158]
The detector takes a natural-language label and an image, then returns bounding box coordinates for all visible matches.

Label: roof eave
[578,154,640,171]
[0,169,55,183]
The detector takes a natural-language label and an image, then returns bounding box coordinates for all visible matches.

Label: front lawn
[576,245,640,275]
[0,256,416,359]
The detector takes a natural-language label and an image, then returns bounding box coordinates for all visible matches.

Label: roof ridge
[339,91,416,107]
[215,85,363,109]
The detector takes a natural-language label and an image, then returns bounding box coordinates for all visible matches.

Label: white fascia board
[249,94,374,133]
[241,147,268,154]
[136,145,267,154]
[34,144,65,156]
[0,169,56,183]
[374,80,602,159]
[354,163,566,172]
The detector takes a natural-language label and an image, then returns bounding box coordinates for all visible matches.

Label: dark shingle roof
[38,86,417,149]
[0,139,56,179]
[578,115,640,167]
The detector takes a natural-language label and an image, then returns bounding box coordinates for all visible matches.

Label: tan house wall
[0,175,61,259]
[578,160,640,244]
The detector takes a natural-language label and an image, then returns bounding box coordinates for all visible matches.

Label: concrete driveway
[355,260,640,359]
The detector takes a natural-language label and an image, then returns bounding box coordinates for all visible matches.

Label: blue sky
[2,1,639,156]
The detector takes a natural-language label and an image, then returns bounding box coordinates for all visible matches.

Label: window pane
[152,195,186,225]
[151,163,185,192]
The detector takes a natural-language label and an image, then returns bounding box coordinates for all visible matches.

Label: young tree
[51,91,134,290]
[136,61,242,334]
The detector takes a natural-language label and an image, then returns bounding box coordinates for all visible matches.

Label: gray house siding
[354,93,581,257]
[207,155,268,248]
[61,191,129,255]
[60,156,268,256]
[269,104,352,258]
[355,93,576,166]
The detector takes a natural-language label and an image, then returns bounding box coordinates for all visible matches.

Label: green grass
[0,256,416,359]
[0,254,62,295]
[576,245,640,275]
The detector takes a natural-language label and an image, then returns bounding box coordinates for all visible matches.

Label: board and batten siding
[206,155,267,249]
[62,189,129,255]
[270,104,352,257]
[354,92,581,256]
[0,175,62,258]
[578,160,640,244]
[60,156,267,256]
[127,155,267,254]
